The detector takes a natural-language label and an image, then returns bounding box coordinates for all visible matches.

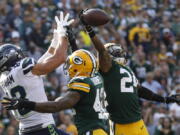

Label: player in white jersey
[0,12,74,135]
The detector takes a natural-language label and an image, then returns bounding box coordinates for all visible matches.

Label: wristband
[85,25,95,38]
[50,38,60,49]
[19,100,36,110]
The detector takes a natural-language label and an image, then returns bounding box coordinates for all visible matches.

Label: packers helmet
[64,49,98,78]
[104,43,127,65]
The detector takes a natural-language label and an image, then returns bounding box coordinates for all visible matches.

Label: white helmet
[104,43,127,65]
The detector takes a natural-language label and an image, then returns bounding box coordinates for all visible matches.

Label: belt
[19,124,54,134]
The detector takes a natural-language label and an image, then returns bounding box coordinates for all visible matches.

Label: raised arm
[32,36,68,75]
[79,11,112,72]
[2,91,81,113]
[66,26,78,52]
[31,12,74,75]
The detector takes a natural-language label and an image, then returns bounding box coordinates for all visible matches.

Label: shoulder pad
[68,76,90,93]
[21,57,36,75]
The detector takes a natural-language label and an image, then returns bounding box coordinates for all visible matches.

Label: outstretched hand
[54,12,75,38]
[1,97,36,111]
[79,9,89,25]
[165,94,180,105]
[1,97,21,110]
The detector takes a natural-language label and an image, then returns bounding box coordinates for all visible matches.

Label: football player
[78,10,180,135]
[2,49,109,135]
[0,12,73,135]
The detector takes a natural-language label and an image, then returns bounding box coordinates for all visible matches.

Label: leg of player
[83,129,108,135]
[114,120,149,135]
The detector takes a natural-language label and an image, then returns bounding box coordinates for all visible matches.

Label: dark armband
[85,25,96,38]
[20,100,36,110]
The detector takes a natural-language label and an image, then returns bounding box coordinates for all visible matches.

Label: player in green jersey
[79,9,180,135]
[2,49,109,135]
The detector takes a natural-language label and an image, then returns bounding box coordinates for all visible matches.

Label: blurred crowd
[0,0,180,135]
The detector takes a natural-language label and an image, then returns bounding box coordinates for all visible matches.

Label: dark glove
[66,26,78,52]
[1,97,35,110]
[79,9,96,38]
[79,9,89,25]
[165,94,180,105]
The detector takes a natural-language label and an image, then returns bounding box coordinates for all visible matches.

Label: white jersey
[0,57,55,130]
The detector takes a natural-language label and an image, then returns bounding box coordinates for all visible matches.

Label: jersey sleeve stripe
[23,66,34,74]
[22,58,33,69]
[22,58,36,75]
[69,86,90,93]
[69,82,90,88]
[70,84,90,90]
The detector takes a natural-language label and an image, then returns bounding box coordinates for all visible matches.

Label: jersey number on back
[10,86,31,115]
[120,68,138,93]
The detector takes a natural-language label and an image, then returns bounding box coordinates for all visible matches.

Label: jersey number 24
[120,68,138,93]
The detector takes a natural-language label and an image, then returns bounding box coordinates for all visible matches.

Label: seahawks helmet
[104,43,127,65]
[0,44,24,73]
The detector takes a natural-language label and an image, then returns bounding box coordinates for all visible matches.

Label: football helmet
[64,49,98,78]
[0,44,24,73]
[104,43,127,65]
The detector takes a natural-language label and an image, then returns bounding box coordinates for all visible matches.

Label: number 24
[120,68,138,93]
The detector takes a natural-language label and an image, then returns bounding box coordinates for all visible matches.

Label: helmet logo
[73,56,83,65]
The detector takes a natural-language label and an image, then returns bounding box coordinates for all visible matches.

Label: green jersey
[100,61,141,124]
[68,73,108,135]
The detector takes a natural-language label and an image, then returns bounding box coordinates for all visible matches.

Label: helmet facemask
[105,43,127,65]
[63,56,84,78]
[0,45,24,73]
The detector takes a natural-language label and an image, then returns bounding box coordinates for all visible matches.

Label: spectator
[0,122,4,135]
[142,72,163,94]
[128,21,151,52]
[131,52,152,83]
[6,126,16,135]
[63,114,78,135]
[154,117,175,135]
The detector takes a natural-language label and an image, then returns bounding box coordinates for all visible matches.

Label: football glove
[51,12,75,48]
[55,11,74,37]
[165,94,180,105]
[79,9,95,38]
[1,97,35,110]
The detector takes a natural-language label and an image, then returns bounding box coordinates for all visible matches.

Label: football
[82,8,110,26]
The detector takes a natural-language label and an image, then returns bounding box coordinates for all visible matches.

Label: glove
[165,94,180,105]
[1,97,36,110]
[79,9,95,38]
[51,12,75,48]
[55,12,74,37]
[79,9,89,25]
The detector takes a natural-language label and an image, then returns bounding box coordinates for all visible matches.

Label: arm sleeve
[138,86,165,103]
[21,57,36,75]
